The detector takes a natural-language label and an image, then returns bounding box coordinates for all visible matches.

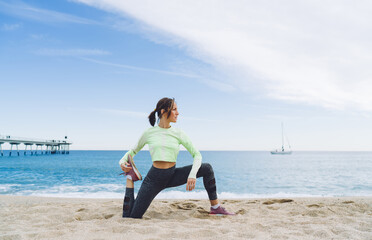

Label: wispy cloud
[30,34,47,40]
[201,78,236,92]
[75,0,372,111]
[34,48,111,56]
[80,57,200,78]
[0,0,99,25]
[1,23,22,31]
[81,57,199,78]
[80,57,236,92]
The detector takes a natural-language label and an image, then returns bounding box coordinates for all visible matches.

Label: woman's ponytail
[148,109,157,126]
[148,97,175,126]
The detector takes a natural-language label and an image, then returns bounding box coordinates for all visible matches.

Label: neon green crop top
[119,125,202,179]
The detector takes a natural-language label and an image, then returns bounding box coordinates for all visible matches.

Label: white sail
[271,122,292,155]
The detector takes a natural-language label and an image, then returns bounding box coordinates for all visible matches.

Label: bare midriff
[153,161,176,169]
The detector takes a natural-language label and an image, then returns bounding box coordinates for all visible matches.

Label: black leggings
[123,163,217,218]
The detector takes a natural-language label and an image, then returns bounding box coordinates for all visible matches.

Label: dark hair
[148,97,175,126]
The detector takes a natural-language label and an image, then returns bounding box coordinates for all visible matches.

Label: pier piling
[0,142,4,156]
[9,143,21,156]
[24,143,32,155]
[0,135,72,157]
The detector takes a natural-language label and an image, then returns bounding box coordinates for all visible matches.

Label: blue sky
[1,0,371,151]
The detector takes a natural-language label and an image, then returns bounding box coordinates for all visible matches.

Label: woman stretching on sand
[119,97,235,218]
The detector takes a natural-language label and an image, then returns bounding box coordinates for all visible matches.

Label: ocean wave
[12,184,125,199]
[20,191,124,199]
[0,184,23,193]
[2,183,372,199]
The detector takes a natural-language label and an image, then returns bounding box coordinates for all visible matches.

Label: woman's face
[169,102,179,123]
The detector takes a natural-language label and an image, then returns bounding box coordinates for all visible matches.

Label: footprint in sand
[104,214,114,219]
[307,204,324,208]
[262,199,294,205]
[170,202,197,210]
[221,200,240,204]
[236,209,246,214]
[342,201,354,204]
[196,207,209,214]
[267,206,280,210]
[76,208,86,212]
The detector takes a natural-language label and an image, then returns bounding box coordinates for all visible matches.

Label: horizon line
[49,149,372,152]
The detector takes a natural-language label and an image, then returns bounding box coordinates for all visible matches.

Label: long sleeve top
[119,125,202,179]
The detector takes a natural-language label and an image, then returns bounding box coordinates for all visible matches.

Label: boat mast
[281,122,284,151]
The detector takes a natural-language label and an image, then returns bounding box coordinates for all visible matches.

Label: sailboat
[271,122,292,155]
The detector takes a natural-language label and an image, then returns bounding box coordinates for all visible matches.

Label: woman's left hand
[186,178,196,191]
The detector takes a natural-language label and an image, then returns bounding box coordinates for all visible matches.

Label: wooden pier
[0,135,72,156]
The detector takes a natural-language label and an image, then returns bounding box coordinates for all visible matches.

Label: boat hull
[270,151,292,155]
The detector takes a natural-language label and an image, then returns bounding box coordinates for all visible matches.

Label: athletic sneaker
[123,154,142,182]
[209,206,236,216]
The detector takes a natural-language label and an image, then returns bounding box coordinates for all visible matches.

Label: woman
[119,97,235,218]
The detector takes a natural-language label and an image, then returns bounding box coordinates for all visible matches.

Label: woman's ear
[161,109,165,115]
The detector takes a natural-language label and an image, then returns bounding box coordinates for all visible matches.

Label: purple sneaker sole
[209,206,236,216]
[127,154,142,181]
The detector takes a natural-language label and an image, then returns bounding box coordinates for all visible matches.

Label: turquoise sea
[0,151,371,199]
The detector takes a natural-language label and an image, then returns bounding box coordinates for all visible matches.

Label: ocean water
[0,151,371,199]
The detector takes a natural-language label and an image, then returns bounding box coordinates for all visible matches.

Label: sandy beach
[0,195,371,239]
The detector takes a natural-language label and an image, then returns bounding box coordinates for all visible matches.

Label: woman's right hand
[120,162,132,173]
